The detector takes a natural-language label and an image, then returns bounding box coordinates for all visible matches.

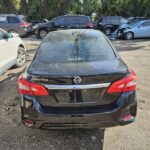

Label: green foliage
[0,0,150,19]
[12,0,21,11]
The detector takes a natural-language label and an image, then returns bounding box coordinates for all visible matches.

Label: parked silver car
[117,20,150,40]
[0,28,26,76]
[0,14,30,36]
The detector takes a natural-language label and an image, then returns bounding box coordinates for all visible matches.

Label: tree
[1,0,150,20]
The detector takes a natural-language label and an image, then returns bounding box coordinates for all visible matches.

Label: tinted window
[105,17,111,23]
[32,30,115,64]
[141,21,150,27]
[0,16,7,23]
[7,17,20,23]
[54,17,65,26]
[104,17,121,24]
[66,16,88,25]
[111,18,120,24]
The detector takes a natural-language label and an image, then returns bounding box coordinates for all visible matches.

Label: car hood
[12,33,19,37]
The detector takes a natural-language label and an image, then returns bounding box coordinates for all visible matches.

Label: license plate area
[51,88,106,105]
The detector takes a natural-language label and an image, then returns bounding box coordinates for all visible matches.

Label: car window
[0,16,7,23]
[66,16,88,25]
[111,18,120,24]
[54,17,65,26]
[141,21,150,27]
[0,30,4,40]
[32,30,115,65]
[7,16,20,23]
[104,17,111,23]
[104,17,119,24]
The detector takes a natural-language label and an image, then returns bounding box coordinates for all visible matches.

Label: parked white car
[0,28,26,76]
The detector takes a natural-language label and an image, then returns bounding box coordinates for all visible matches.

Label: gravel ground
[0,37,150,150]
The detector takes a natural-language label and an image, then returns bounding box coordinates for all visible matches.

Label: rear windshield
[33,30,115,64]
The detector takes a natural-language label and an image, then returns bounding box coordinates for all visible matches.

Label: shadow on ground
[0,125,105,150]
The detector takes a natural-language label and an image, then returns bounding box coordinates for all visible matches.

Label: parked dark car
[34,15,94,39]
[27,19,49,36]
[96,16,128,35]
[18,29,137,129]
[0,14,30,36]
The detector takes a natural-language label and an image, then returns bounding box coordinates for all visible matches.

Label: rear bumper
[20,91,137,129]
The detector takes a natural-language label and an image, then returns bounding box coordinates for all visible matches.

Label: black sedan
[18,29,137,129]
[34,15,94,39]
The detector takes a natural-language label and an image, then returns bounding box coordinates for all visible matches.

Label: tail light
[123,114,134,121]
[107,69,137,93]
[20,23,30,27]
[18,76,49,96]
[88,22,94,28]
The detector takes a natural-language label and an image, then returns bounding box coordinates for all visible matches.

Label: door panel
[0,30,17,74]
[135,21,150,37]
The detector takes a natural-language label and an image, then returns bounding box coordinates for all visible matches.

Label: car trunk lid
[27,59,128,107]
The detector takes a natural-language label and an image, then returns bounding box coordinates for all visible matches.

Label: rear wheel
[125,32,134,40]
[105,27,112,36]
[16,47,26,67]
[38,29,47,39]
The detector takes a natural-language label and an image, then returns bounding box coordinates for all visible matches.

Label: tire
[105,27,112,36]
[16,47,26,67]
[38,29,48,39]
[116,30,122,39]
[125,32,134,40]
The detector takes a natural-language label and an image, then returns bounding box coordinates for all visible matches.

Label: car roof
[55,15,90,19]
[139,19,150,23]
[64,14,89,17]
[52,15,90,22]
[0,28,7,33]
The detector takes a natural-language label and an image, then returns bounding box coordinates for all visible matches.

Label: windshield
[33,30,115,64]
[130,22,142,27]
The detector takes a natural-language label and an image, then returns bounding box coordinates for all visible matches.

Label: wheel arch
[104,25,113,29]
[19,44,25,49]
[125,31,134,39]
[38,27,48,33]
